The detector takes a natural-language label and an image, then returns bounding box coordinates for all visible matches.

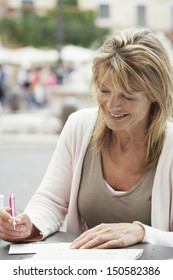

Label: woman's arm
[70,222,145,249]
[70,222,173,249]
[24,116,75,239]
[135,222,173,247]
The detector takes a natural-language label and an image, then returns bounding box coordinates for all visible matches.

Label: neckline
[97,150,154,196]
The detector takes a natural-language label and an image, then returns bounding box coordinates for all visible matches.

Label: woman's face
[96,77,152,134]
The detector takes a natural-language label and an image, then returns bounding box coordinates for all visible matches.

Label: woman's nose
[107,93,121,109]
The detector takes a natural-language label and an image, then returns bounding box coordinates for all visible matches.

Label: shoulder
[69,107,98,120]
[60,107,98,141]
[161,120,173,155]
[166,120,173,136]
[67,107,98,128]
[165,120,173,146]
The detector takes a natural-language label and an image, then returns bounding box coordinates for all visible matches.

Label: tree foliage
[0,6,109,49]
[63,0,77,6]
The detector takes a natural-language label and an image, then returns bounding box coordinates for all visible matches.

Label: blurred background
[0,0,173,212]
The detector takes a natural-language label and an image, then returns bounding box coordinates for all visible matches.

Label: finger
[0,219,17,231]
[71,224,105,247]
[8,213,32,233]
[79,233,118,249]
[0,208,21,228]
[0,219,31,235]
[0,213,32,236]
[0,208,12,221]
[0,225,31,241]
[71,232,99,249]
[0,210,32,242]
[95,238,125,249]
[71,230,101,248]
[71,228,111,249]
[14,213,31,225]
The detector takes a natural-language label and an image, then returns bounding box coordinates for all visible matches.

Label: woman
[1,28,173,248]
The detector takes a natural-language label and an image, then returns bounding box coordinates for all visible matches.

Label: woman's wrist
[26,224,42,240]
[133,221,145,243]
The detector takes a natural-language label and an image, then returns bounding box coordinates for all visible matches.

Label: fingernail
[16,217,22,223]
[8,219,13,224]
[25,229,31,236]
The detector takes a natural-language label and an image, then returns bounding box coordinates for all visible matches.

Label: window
[137,5,146,26]
[22,0,33,5]
[98,4,110,18]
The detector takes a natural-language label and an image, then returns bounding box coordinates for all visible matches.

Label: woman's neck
[110,129,146,152]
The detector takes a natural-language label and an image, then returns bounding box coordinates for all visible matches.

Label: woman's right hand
[0,207,35,242]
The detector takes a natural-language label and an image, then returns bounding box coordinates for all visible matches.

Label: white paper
[9,242,143,260]
[9,242,70,255]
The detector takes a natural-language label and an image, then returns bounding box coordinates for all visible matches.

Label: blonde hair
[91,28,173,168]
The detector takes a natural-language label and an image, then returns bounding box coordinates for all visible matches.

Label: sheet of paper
[9,242,143,260]
[8,242,71,255]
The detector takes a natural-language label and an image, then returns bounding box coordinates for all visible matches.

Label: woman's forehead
[99,75,120,88]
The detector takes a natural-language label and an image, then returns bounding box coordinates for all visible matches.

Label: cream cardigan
[24,108,173,246]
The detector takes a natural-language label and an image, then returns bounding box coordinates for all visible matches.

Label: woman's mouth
[108,112,128,119]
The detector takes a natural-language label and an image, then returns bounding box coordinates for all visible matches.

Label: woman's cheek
[96,92,105,106]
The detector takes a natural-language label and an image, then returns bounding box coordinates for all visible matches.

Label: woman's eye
[122,94,134,100]
[100,88,110,93]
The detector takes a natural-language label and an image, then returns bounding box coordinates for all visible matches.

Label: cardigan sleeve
[136,122,173,247]
[24,114,76,239]
[134,222,173,247]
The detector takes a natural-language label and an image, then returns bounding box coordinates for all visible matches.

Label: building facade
[78,0,173,33]
[1,0,173,33]
[0,0,57,17]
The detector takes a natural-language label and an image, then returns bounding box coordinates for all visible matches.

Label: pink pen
[9,193,16,230]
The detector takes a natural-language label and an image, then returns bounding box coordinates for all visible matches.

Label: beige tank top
[78,145,156,228]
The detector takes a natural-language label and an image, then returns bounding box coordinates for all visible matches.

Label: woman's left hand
[70,223,145,249]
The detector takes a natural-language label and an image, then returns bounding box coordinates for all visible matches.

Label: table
[1,231,173,260]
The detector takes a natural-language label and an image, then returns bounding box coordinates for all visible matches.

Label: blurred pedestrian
[0,64,6,106]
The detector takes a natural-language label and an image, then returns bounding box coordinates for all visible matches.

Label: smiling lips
[109,112,128,119]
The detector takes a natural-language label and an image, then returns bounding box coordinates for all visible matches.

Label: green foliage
[63,10,107,47]
[0,12,56,48]
[63,0,77,6]
[0,8,109,48]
